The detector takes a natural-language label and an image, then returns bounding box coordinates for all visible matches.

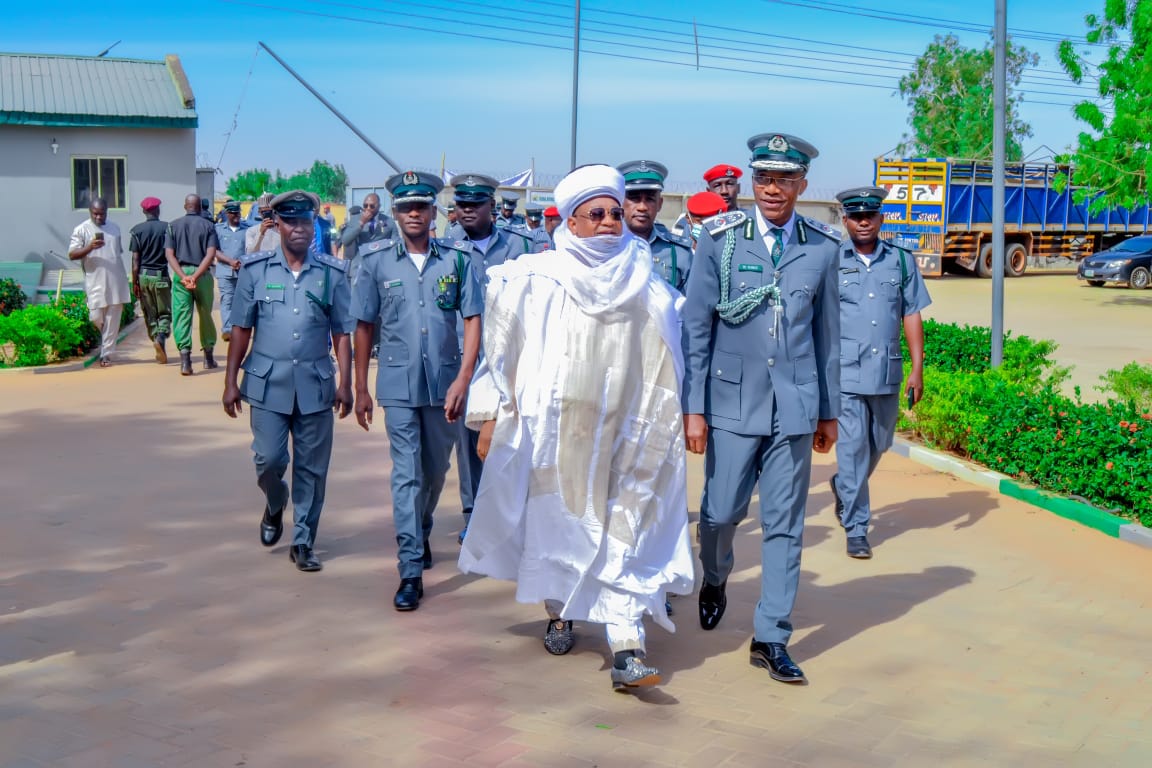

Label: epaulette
[799,215,842,242]
[240,249,274,266]
[358,238,396,257]
[655,225,693,249]
[313,251,347,272]
[704,210,748,236]
[436,237,472,253]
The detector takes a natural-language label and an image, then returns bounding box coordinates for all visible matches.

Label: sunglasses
[577,206,625,223]
[847,211,882,221]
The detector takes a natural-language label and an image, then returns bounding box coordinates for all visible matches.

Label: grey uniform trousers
[250,403,335,547]
[455,420,483,515]
[699,416,814,646]
[833,392,900,537]
[384,405,456,579]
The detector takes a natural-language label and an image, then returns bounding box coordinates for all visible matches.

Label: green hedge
[0,292,136,367]
[899,320,1152,527]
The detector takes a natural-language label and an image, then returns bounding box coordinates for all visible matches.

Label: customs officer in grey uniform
[222,190,354,573]
[618,160,694,292]
[495,191,525,228]
[447,173,548,544]
[830,187,929,559]
[682,133,841,685]
[214,201,249,341]
[352,171,482,611]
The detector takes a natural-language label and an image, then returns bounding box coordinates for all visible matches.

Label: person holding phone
[828,186,931,560]
[68,197,131,367]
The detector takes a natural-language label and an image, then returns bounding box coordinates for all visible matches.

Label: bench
[0,262,45,302]
[36,269,85,303]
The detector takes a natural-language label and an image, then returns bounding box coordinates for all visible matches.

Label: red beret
[703,164,743,183]
[686,191,728,217]
[140,196,162,210]
[543,206,560,217]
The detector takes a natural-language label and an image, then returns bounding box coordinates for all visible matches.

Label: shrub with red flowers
[899,321,1152,527]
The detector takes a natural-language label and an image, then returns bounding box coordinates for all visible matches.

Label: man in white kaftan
[459,165,694,691]
[68,197,132,366]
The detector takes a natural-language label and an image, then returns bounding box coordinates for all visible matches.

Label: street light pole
[569,0,581,171]
[990,0,1007,366]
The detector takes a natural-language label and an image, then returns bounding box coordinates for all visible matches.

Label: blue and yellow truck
[874,158,1152,277]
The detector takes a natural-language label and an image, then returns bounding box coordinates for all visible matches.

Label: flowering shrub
[900,320,1152,527]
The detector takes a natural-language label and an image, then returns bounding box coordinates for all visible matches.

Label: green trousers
[137,273,172,341]
[172,266,217,351]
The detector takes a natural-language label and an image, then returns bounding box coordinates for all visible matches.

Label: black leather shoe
[830,474,844,519]
[698,580,727,630]
[288,544,322,572]
[749,640,806,684]
[847,535,873,559]
[422,538,433,569]
[260,504,284,547]
[394,577,423,611]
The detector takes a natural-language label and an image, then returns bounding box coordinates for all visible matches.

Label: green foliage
[0,277,26,316]
[1096,362,1152,410]
[54,292,101,354]
[900,320,1152,527]
[0,304,84,367]
[1057,1,1152,212]
[225,160,349,202]
[898,33,1039,160]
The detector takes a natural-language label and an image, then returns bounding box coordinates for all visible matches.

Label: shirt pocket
[885,340,905,386]
[379,280,405,324]
[435,273,461,311]
[314,358,335,404]
[706,350,742,421]
[733,262,767,292]
[377,343,410,400]
[241,352,274,403]
[838,271,862,303]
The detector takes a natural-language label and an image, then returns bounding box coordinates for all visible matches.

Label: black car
[1078,235,1152,289]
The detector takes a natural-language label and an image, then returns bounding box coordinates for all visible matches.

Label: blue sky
[4,0,1105,198]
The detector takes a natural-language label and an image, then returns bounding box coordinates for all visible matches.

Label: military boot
[203,347,219,370]
[153,332,168,365]
[180,350,193,376]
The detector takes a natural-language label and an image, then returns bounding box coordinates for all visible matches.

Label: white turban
[554,164,625,219]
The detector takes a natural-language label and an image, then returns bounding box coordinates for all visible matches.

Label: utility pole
[258,42,403,175]
[990,0,1007,366]
[569,1,581,171]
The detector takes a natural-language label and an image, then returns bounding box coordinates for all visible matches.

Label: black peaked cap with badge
[836,186,888,214]
[270,190,321,218]
[617,160,669,191]
[385,170,444,204]
[499,191,520,207]
[450,173,500,203]
[525,203,544,219]
[747,133,819,173]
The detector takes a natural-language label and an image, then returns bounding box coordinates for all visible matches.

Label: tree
[1058,0,1151,212]
[223,160,349,202]
[897,34,1039,160]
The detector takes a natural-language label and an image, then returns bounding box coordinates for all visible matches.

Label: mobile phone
[906,386,916,409]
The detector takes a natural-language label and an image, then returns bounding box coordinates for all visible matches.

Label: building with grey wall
[0,52,198,276]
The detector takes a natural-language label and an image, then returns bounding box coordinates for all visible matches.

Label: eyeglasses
[752,174,804,189]
[846,211,882,221]
[577,206,625,223]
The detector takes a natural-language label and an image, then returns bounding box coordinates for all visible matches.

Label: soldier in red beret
[129,196,172,363]
[702,164,743,212]
[683,191,729,247]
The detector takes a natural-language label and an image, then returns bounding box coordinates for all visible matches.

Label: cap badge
[767,135,789,153]
[403,171,419,185]
[639,160,648,171]
[465,176,476,186]
[725,168,735,177]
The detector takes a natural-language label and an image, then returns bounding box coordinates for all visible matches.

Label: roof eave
[0,112,198,129]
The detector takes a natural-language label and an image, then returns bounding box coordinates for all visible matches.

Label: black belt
[140,267,168,276]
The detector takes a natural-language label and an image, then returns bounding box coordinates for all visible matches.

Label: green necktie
[770,227,785,265]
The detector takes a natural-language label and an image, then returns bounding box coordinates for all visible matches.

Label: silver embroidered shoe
[611,656,662,690]
[543,619,574,655]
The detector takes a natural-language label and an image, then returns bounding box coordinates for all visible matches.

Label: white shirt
[408,251,428,273]
[754,207,796,256]
[469,234,493,254]
[854,249,874,267]
[69,219,131,310]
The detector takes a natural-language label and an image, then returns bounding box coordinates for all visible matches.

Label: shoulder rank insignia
[436,237,471,253]
[240,249,274,266]
[314,251,347,272]
[799,215,842,242]
[359,238,395,257]
[704,210,748,236]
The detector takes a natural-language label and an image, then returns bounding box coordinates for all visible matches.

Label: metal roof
[0,53,197,128]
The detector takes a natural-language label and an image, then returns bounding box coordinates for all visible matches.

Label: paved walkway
[2,328,1151,768]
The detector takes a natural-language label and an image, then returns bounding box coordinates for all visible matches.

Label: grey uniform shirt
[232,248,354,416]
[646,222,694,292]
[352,238,483,408]
[215,221,250,277]
[837,239,931,396]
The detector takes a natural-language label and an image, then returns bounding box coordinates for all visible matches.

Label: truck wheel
[1130,267,1151,290]
[976,243,994,278]
[1087,280,1105,287]
[1005,243,1027,277]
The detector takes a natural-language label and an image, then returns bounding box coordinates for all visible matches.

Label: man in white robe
[68,197,131,366]
[459,165,694,691]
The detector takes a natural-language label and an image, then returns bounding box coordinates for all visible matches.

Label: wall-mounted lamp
[50,138,59,155]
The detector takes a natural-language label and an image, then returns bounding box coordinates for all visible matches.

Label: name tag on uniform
[738,264,763,273]
[265,283,285,289]
[388,280,403,288]
[840,268,859,274]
